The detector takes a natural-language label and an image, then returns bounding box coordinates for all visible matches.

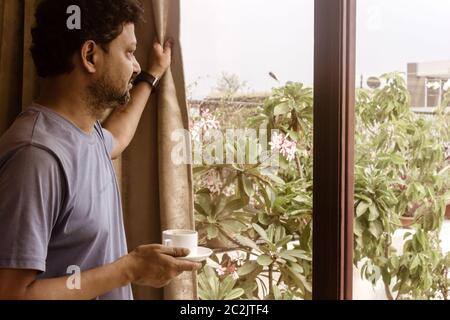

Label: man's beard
[86,72,133,119]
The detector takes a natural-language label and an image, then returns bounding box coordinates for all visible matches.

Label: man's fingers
[163,38,174,55]
[164,38,174,49]
[159,246,190,257]
[176,260,202,273]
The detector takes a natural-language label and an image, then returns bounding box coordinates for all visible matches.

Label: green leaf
[203,266,220,298]
[356,201,370,217]
[354,217,365,237]
[274,226,286,243]
[240,281,259,299]
[224,288,245,300]
[279,252,297,262]
[238,261,259,277]
[220,276,237,298]
[262,173,285,185]
[410,255,420,272]
[257,212,271,225]
[198,270,210,292]
[257,182,270,209]
[195,214,207,222]
[368,221,383,238]
[252,223,270,243]
[220,219,247,234]
[292,193,310,203]
[234,234,261,252]
[390,154,406,165]
[266,225,275,243]
[223,199,245,213]
[285,249,312,261]
[287,267,312,293]
[214,195,229,217]
[355,194,373,204]
[275,235,293,248]
[198,288,211,300]
[273,285,282,300]
[300,223,312,252]
[257,254,273,266]
[196,193,211,215]
[242,175,255,197]
[274,103,290,116]
[195,203,208,216]
[368,205,380,222]
[288,262,304,274]
[207,225,219,239]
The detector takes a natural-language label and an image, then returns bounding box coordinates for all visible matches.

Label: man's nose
[133,57,141,75]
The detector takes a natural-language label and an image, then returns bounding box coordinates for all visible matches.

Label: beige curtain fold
[123,0,196,300]
[153,0,196,300]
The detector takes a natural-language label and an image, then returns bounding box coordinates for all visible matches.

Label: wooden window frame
[313,0,356,300]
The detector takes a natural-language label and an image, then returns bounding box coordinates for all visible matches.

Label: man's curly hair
[30,0,144,78]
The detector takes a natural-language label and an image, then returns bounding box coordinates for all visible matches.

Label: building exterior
[407,60,450,108]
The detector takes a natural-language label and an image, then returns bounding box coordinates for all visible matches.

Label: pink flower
[222,184,235,197]
[270,132,297,161]
[280,139,297,161]
[200,117,220,130]
[226,264,237,274]
[190,107,220,143]
[203,171,223,194]
[200,107,211,118]
[270,132,284,152]
[216,266,226,276]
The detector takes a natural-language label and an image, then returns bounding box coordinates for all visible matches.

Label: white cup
[162,229,198,256]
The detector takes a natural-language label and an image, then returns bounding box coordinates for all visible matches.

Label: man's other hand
[148,38,174,79]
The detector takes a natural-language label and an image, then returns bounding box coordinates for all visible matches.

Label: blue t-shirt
[0,103,133,300]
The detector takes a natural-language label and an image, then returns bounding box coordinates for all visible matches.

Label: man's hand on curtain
[148,38,174,79]
[103,38,174,160]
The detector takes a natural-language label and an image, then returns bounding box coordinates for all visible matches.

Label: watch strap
[134,71,159,89]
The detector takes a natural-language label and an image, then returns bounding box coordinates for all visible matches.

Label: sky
[180,0,450,99]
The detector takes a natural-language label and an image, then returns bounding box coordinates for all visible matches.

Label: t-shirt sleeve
[0,145,63,272]
[101,127,115,157]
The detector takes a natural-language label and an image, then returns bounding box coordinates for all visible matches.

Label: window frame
[313,0,356,300]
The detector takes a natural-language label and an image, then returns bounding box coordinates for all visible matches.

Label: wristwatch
[134,71,160,90]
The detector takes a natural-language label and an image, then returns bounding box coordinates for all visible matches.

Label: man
[0,0,200,300]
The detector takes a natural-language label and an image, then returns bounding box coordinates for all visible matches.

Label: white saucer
[178,246,213,262]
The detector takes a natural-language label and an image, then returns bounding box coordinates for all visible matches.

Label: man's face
[87,23,141,116]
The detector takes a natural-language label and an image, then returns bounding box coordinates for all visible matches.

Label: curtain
[0,0,39,135]
[122,0,196,300]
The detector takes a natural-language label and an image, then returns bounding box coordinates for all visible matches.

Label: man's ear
[80,40,99,74]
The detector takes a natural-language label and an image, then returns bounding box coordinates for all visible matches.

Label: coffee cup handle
[164,239,172,247]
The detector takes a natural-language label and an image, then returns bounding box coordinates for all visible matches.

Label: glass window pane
[181,0,314,300]
[354,0,450,300]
